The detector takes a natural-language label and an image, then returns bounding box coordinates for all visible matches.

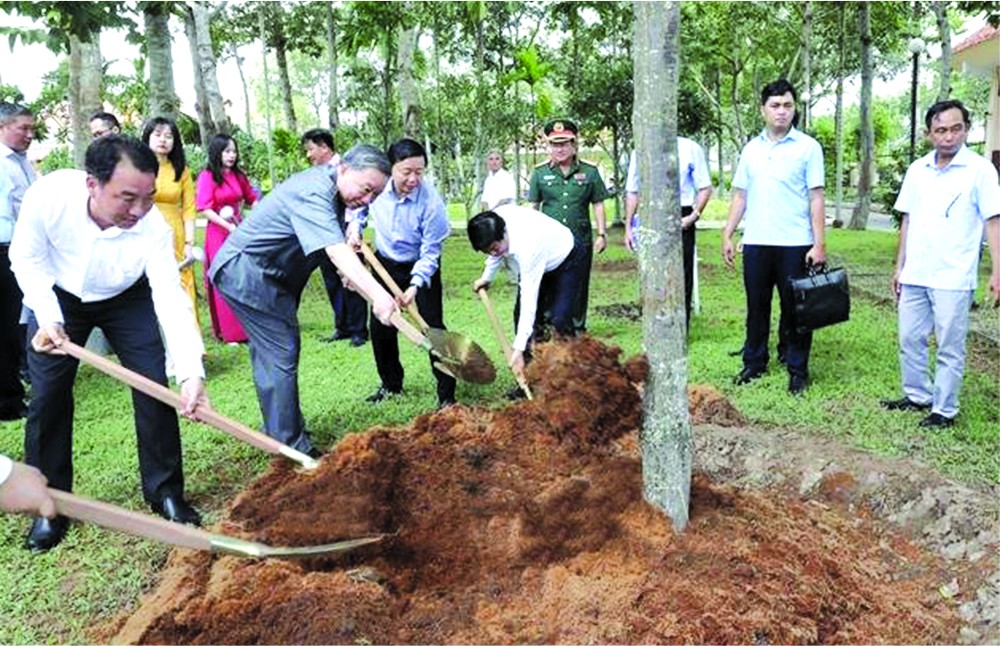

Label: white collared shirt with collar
[731,127,825,247]
[9,169,205,382]
[481,167,518,210]
[895,145,1000,290]
[624,136,712,207]
[0,453,11,487]
[479,204,574,351]
[0,141,36,240]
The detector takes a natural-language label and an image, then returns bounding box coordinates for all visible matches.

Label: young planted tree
[632,0,690,532]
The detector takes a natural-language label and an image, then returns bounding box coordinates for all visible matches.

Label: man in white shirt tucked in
[10,135,209,552]
[480,150,518,211]
[0,102,37,421]
[880,99,1000,429]
[468,204,585,386]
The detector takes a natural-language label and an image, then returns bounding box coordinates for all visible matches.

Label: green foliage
[38,145,72,173]
[0,1,134,53]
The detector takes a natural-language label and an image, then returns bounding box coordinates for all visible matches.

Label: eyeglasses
[931,124,966,136]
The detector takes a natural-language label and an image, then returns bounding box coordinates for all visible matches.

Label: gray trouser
[898,285,972,419]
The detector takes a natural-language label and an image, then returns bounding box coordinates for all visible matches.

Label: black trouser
[319,255,368,338]
[24,278,185,503]
[742,244,813,378]
[369,252,456,402]
[0,246,25,410]
[680,206,697,329]
[571,237,593,333]
[514,236,587,355]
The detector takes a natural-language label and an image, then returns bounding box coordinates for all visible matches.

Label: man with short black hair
[880,99,1000,428]
[0,101,37,420]
[10,135,210,551]
[89,111,121,139]
[469,205,584,382]
[722,79,827,396]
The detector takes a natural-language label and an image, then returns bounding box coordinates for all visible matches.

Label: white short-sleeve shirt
[625,137,711,207]
[481,168,518,210]
[894,145,1000,290]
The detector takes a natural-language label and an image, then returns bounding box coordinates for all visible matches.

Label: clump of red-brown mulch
[107,336,958,645]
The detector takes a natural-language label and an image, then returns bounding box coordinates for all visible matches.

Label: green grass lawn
[0,224,996,644]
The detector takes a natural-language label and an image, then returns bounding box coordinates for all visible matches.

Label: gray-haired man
[0,102,36,420]
[209,144,399,457]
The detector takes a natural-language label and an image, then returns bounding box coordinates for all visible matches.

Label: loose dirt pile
[108,337,965,645]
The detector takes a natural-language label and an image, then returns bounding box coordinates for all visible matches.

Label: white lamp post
[907,37,926,163]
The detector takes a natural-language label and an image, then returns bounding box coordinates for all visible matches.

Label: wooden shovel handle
[51,489,212,552]
[60,341,296,459]
[476,288,533,400]
[360,241,430,331]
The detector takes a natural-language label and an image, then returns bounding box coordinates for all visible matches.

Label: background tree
[142,1,179,121]
[849,3,873,231]
[632,0,689,531]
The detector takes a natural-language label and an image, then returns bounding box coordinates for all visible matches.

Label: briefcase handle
[804,260,829,277]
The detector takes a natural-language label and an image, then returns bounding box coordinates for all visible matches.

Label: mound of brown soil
[109,337,958,645]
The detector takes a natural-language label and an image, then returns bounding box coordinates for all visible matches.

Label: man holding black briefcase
[722,79,827,396]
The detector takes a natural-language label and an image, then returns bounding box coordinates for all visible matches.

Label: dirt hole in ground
[102,337,991,645]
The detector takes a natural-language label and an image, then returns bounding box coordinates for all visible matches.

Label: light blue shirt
[732,127,824,246]
[0,142,36,244]
[624,136,712,206]
[369,178,451,289]
[0,170,14,243]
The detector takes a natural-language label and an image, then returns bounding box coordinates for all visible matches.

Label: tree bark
[632,0,690,532]
[191,1,229,135]
[397,22,421,137]
[274,35,297,133]
[326,3,340,129]
[69,35,103,169]
[471,3,486,217]
[932,1,952,101]
[849,3,873,230]
[802,0,812,130]
[233,45,253,138]
[182,5,214,150]
[833,3,846,226]
[144,4,179,121]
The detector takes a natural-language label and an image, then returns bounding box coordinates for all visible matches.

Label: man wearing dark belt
[360,138,456,409]
[721,79,827,396]
[10,135,209,551]
[624,135,713,329]
[0,102,37,420]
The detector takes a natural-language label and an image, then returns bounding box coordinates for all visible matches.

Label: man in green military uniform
[528,119,609,332]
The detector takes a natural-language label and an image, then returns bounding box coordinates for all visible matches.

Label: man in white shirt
[0,454,54,518]
[10,135,210,551]
[0,102,36,421]
[624,136,713,328]
[480,150,518,211]
[468,204,584,385]
[881,99,1000,429]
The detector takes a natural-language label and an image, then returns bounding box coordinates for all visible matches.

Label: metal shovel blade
[425,327,496,384]
[209,534,386,559]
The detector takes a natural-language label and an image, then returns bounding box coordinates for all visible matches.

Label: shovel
[51,489,383,558]
[359,242,496,385]
[475,287,534,400]
[60,341,320,471]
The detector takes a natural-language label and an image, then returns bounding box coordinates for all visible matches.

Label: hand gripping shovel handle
[476,288,533,400]
[50,489,383,558]
[59,341,319,470]
[360,241,430,331]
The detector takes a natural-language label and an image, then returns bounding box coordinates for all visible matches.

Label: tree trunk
[932,1,951,101]
[398,22,421,137]
[182,6,214,150]
[802,0,812,130]
[233,45,253,138]
[274,36,297,133]
[833,3,846,225]
[632,0,690,532]
[69,35,103,169]
[191,1,229,134]
[849,3,873,231]
[326,3,339,129]
[144,4,179,120]
[259,9,276,188]
[471,5,486,217]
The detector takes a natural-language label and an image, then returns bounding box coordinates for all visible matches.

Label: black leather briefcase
[789,264,850,334]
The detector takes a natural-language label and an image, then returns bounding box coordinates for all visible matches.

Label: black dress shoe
[437,397,457,410]
[734,368,764,386]
[0,401,27,421]
[880,397,931,412]
[919,412,955,429]
[306,446,324,460]
[320,330,352,343]
[25,516,69,552]
[505,386,527,401]
[350,335,367,347]
[366,386,401,403]
[788,373,808,396]
[151,494,202,526]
